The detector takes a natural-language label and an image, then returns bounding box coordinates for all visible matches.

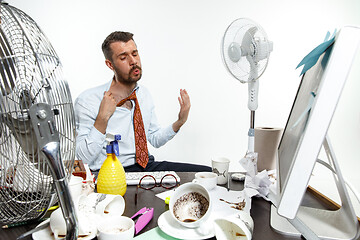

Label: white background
[9,0,360,212]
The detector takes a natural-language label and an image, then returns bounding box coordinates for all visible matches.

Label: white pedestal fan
[221,18,273,154]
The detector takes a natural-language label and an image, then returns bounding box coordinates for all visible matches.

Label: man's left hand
[172,89,191,132]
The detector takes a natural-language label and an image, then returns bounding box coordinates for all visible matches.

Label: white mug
[97,216,135,240]
[50,208,95,239]
[68,175,83,203]
[192,172,217,190]
[169,182,212,229]
[214,211,254,240]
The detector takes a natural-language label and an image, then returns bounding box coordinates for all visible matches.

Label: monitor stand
[270,135,360,240]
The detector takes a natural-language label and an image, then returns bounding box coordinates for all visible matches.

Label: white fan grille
[222,18,270,83]
[0,3,75,224]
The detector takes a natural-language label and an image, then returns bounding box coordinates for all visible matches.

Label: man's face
[107,40,142,84]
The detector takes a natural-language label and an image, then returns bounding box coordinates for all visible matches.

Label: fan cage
[0,3,75,224]
[222,18,270,83]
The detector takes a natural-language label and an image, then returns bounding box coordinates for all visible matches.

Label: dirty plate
[157,210,214,240]
[32,218,97,240]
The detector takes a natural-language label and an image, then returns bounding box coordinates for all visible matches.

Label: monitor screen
[278,50,330,194]
[276,26,360,221]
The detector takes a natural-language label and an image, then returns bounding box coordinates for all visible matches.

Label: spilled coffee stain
[58,234,89,238]
[219,198,246,210]
[236,232,246,236]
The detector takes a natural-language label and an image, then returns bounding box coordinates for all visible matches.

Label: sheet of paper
[156,188,176,201]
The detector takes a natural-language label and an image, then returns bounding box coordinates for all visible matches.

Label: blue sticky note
[296,30,337,76]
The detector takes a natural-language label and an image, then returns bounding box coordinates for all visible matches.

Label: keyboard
[125,171,180,185]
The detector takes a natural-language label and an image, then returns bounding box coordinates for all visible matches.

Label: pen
[2,218,47,229]
[36,205,59,213]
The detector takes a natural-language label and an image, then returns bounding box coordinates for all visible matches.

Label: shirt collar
[108,77,140,94]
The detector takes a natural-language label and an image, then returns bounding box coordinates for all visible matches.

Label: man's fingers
[178,96,183,105]
[103,91,117,103]
[180,88,189,100]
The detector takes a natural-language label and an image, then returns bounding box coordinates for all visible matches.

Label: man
[75,31,211,173]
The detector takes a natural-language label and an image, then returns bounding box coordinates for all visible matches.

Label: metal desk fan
[221,18,273,153]
[0,2,78,239]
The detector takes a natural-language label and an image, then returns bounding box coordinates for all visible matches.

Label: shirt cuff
[167,124,177,138]
[88,126,106,145]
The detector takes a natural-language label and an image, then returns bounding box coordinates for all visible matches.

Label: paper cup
[211,157,230,185]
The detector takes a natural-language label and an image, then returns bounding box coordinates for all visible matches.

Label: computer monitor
[271,26,360,240]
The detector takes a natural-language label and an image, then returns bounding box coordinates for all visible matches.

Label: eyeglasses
[135,174,179,205]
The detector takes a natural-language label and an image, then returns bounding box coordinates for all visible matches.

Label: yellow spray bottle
[97,134,127,196]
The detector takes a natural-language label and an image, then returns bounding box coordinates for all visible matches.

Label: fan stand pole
[29,103,79,240]
[247,110,255,153]
[250,110,255,129]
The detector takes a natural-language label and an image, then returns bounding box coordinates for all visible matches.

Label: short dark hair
[101,31,134,61]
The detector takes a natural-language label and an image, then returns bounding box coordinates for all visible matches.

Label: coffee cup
[97,216,135,240]
[50,208,95,239]
[68,175,83,204]
[169,182,212,229]
[214,211,254,240]
[192,172,217,190]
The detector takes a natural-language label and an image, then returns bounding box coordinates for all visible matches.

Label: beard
[115,65,142,84]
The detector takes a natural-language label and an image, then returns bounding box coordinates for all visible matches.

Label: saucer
[32,219,97,240]
[157,210,215,239]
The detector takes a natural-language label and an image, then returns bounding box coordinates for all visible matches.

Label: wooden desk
[1,172,358,240]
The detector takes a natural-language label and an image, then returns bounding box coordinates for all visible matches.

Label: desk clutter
[156,182,254,239]
[31,180,145,240]
[7,157,277,240]
[22,167,264,240]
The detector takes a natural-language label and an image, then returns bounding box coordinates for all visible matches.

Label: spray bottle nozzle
[114,135,121,141]
[106,134,121,156]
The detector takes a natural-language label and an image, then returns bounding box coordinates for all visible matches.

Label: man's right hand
[94,91,117,134]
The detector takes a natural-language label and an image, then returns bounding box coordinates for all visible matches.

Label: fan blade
[241,27,258,56]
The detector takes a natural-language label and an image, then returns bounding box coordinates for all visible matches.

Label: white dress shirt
[74,81,176,170]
